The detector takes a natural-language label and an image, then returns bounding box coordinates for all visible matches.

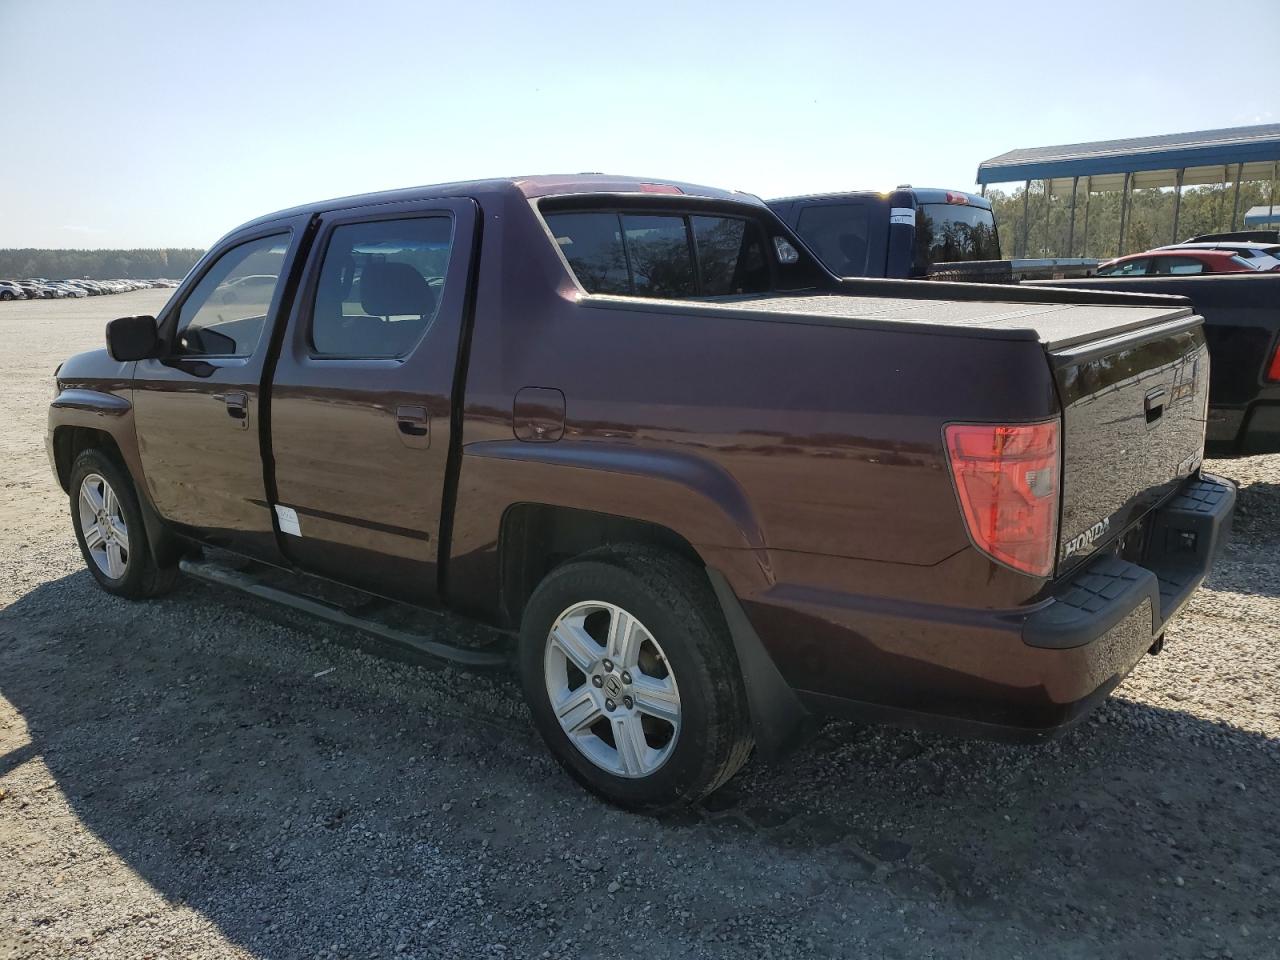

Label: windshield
[915,203,1000,267]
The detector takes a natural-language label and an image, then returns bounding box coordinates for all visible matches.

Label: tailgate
[1052,315,1209,574]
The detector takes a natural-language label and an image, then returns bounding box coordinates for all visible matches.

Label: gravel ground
[1,292,1277,960]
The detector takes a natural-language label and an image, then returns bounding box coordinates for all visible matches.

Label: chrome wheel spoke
[611,714,649,777]
[108,518,129,551]
[105,541,126,578]
[550,620,600,674]
[103,484,118,517]
[606,608,641,668]
[631,675,680,726]
[82,522,105,550]
[80,482,104,515]
[555,686,602,733]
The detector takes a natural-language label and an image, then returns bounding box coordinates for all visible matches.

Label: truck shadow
[1,569,1275,955]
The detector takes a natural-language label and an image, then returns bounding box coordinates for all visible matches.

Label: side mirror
[106,315,159,361]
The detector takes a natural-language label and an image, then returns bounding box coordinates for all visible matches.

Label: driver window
[175,234,290,357]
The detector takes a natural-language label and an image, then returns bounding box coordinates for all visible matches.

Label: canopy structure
[1245,205,1280,227]
[977,124,1280,255]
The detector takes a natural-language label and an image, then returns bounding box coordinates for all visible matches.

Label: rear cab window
[541,200,820,299]
[915,202,1000,268]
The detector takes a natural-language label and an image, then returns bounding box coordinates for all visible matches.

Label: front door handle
[395,404,430,448]
[223,392,249,429]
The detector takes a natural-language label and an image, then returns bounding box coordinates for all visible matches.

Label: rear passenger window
[310,217,452,358]
[1159,257,1206,275]
[545,211,773,298]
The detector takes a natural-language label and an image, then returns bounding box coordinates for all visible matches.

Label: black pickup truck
[773,191,1280,455]
[768,187,1098,282]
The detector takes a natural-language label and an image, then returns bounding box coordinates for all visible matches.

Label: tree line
[988,181,1278,260]
[0,248,206,280]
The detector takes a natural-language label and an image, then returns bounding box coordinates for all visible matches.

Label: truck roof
[236,175,761,233]
[768,187,992,210]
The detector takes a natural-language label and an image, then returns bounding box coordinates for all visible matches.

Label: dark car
[47,175,1232,811]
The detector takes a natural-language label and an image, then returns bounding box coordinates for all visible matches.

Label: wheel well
[52,426,125,492]
[498,504,703,628]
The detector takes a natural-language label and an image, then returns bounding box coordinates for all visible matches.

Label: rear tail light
[1267,339,1280,382]
[944,420,1061,578]
[944,191,971,205]
[638,183,683,195]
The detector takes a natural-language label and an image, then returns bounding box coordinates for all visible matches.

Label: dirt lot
[1,291,1277,960]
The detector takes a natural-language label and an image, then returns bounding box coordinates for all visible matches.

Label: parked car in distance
[1156,241,1280,270]
[1096,249,1277,277]
[48,175,1234,811]
[17,280,60,298]
[0,281,28,300]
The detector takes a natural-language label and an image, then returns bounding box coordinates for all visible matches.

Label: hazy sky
[3,0,1276,248]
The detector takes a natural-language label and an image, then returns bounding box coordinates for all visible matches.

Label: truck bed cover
[584,292,1196,351]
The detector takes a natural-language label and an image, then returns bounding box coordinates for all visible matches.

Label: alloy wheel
[78,473,130,579]
[543,601,681,778]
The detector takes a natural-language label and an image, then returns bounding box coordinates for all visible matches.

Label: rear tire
[69,448,178,599]
[519,545,753,813]
[0,290,13,301]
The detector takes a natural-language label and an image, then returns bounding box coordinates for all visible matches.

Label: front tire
[69,448,177,599]
[519,546,753,812]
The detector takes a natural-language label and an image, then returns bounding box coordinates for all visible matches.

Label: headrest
[360,261,436,317]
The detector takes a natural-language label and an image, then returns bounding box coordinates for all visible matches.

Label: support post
[980,183,987,198]
[1020,179,1030,258]
[1171,168,1184,244]
[1230,162,1243,231]
[1043,180,1052,256]
[1082,177,1092,256]
[1271,161,1279,227]
[1117,172,1131,256]
[1067,176,1078,257]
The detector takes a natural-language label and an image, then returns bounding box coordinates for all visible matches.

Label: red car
[1097,248,1278,276]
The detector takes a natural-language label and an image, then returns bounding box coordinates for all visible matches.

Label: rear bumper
[754,473,1235,740]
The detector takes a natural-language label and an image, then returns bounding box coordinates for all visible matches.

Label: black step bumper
[1024,473,1235,651]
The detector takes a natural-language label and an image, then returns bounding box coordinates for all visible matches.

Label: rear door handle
[222,392,249,429]
[395,404,430,447]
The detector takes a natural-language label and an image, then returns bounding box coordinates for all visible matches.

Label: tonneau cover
[584,292,1195,350]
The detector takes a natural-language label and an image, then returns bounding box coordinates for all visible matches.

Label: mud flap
[705,568,815,759]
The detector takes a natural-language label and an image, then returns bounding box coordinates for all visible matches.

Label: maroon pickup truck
[47,175,1234,811]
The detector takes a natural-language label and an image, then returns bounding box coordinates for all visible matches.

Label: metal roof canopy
[976,125,1280,257]
[977,124,1280,187]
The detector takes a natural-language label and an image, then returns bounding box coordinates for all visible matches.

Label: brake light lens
[639,183,683,195]
[944,420,1061,577]
[945,191,971,205]
[1267,340,1280,382]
